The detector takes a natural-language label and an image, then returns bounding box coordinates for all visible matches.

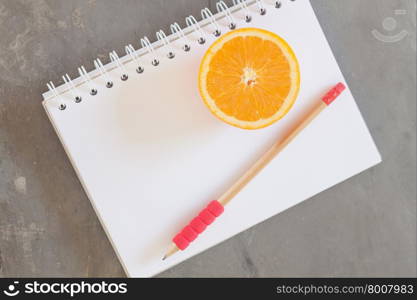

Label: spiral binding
[110,51,129,81]
[216,1,237,30]
[233,0,252,22]
[255,0,267,15]
[47,81,66,110]
[125,44,144,74]
[94,58,113,88]
[141,36,159,66]
[62,73,82,103]
[185,15,207,45]
[156,30,176,59]
[201,8,222,37]
[78,65,97,96]
[170,23,191,52]
[275,0,282,8]
[47,0,299,110]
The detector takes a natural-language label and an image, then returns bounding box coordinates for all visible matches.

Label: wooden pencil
[163,82,346,260]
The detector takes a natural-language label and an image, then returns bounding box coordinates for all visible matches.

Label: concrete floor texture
[0,0,415,277]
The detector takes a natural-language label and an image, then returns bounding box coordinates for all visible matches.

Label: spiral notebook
[42,0,381,277]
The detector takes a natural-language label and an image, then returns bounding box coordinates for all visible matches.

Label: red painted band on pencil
[322,82,346,105]
[173,200,224,250]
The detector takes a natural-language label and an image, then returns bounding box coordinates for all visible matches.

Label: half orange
[199,28,300,129]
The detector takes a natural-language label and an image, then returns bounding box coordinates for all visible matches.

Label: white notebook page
[42,0,381,277]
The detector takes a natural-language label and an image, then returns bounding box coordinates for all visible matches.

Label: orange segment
[199,28,300,129]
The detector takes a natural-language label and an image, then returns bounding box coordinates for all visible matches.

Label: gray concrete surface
[0,0,415,277]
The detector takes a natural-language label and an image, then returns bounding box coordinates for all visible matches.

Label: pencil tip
[162,244,179,261]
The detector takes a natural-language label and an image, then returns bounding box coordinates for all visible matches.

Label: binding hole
[167,51,175,59]
[106,81,113,88]
[152,59,159,66]
[245,15,252,22]
[136,66,144,73]
[75,96,82,103]
[260,8,267,15]
[121,74,128,81]
[90,88,97,96]
[275,1,282,8]
[183,44,191,52]
[229,22,236,30]
[214,29,221,37]
[198,37,206,44]
[59,104,66,110]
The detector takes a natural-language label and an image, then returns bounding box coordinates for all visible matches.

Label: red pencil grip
[322,82,346,105]
[173,200,224,250]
